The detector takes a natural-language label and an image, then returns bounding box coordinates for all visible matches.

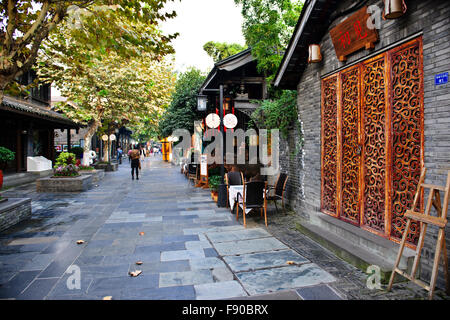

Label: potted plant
[209,175,221,202]
[0,146,15,200]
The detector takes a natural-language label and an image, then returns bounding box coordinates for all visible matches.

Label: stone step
[316,214,416,265]
[295,217,415,284]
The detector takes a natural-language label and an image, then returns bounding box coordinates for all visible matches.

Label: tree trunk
[82,120,101,166]
[103,140,109,162]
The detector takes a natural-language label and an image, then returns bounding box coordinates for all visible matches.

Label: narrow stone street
[0,157,446,300]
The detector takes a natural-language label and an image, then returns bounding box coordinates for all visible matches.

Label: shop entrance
[320,37,424,246]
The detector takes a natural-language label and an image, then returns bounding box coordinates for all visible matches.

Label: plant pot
[211,190,218,202]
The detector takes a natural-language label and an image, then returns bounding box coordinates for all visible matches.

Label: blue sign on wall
[435,72,448,85]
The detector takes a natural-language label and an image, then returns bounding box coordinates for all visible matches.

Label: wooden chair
[236,181,268,228]
[187,164,198,186]
[225,171,244,208]
[266,173,288,212]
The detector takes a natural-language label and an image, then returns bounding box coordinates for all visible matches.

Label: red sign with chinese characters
[329,6,378,61]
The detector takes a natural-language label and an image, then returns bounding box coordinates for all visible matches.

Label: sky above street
[161,0,246,73]
[52,0,246,98]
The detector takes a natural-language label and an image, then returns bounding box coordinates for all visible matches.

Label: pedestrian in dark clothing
[130,145,141,180]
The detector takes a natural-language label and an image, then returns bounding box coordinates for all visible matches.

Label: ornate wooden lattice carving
[361,56,386,233]
[320,37,423,245]
[390,39,423,245]
[340,67,361,225]
[321,75,338,216]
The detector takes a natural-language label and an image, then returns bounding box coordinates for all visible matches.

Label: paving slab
[189,257,227,270]
[213,237,289,256]
[235,264,336,295]
[206,228,272,243]
[296,284,343,300]
[194,281,247,300]
[159,269,213,287]
[161,249,205,261]
[223,249,309,272]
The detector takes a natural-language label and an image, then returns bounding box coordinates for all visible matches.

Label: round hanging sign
[205,113,220,129]
[223,113,238,129]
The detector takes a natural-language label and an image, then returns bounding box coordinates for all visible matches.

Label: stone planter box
[94,163,118,172]
[79,169,105,183]
[36,175,93,192]
[0,198,32,232]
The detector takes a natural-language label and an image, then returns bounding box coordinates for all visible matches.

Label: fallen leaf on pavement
[129,270,142,277]
[139,232,145,236]
[286,261,295,265]
[103,296,112,300]
[76,240,85,244]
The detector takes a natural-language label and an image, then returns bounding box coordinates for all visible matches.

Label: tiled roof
[1,95,79,127]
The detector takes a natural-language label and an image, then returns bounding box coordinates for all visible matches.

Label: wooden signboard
[329,6,379,62]
[195,154,209,188]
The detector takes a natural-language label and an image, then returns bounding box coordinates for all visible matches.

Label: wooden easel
[388,168,450,300]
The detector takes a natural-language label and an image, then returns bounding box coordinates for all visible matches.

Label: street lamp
[197,94,207,111]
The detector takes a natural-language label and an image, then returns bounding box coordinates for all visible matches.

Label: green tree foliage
[235,0,303,153]
[203,41,247,62]
[0,0,178,103]
[234,0,303,80]
[158,68,206,138]
[38,10,177,164]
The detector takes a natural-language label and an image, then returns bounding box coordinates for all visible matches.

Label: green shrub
[0,146,15,170]
[78,165,94,171]
[208,175,222,192]
[55,152,76,168]
[71,147,84,159]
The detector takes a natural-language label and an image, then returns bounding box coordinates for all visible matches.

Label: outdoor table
[228,185,266,215]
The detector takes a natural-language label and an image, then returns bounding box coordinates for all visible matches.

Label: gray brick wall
[280,0,450,289]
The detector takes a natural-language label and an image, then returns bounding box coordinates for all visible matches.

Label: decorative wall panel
[361,56,387,233]
[320,37,423,245]
[321,75,339,216]
[340,66,361,225]
[389,38,423,245]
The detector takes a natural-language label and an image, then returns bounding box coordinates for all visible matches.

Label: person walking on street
[140,146,145,162]
[130,145,141,180]
[117,146,123,164]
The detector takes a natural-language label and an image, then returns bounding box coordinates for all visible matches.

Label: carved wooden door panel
[321,75,339,217]
[360,54,388,235]
[320,37,423,246]
[340,65,361,225]
[388,37,424,245]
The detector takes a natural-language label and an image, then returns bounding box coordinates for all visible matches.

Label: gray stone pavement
[0,156,447,300]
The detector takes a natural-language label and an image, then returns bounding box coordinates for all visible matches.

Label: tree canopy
[37,3,177,163]
[234,0,303,81]
[158,68,206,139]
[0,0,178,102]
[203,41,247,63]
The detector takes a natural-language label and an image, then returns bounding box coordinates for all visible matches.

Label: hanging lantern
[308,44,322,63]
[383,0,407,19]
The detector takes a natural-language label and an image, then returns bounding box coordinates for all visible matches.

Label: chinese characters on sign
[329,6,379,61]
